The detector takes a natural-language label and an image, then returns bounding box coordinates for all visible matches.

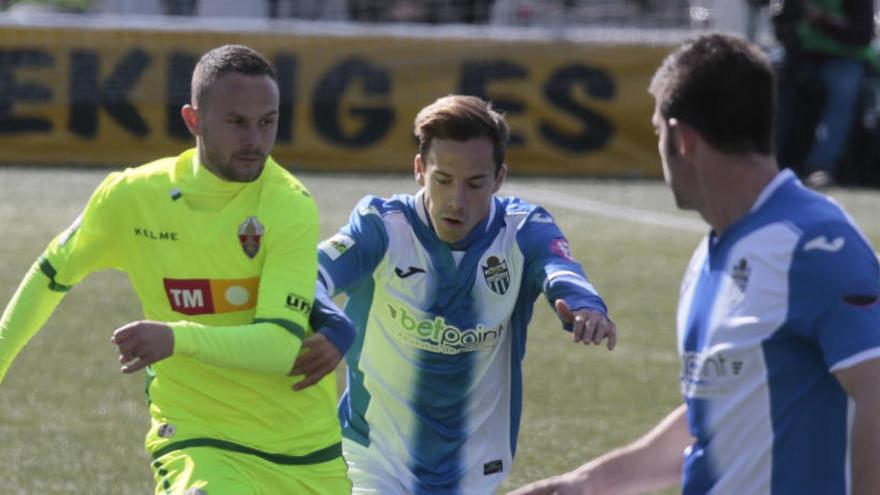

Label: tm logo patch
[164,277,259,315]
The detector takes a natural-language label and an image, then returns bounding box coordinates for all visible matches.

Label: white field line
[504,185,706,234]
[505,185,880,259]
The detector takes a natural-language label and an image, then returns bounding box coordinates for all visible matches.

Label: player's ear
[181,104,199,137]
[414,154,426,187]
[492,163,507,193]
[669,118,697,156]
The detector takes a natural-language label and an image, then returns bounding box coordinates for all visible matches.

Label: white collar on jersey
[750,169,795,213]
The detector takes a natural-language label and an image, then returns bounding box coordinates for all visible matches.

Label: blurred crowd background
[1,0,879,188]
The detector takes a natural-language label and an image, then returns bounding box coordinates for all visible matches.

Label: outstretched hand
[111,320,174,373]
[289,333,342,391]
[555,299,617,350]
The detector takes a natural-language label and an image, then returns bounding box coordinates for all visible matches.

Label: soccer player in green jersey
[0,45,352,494]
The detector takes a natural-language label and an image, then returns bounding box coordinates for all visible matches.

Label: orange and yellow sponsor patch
[163,277,259,315]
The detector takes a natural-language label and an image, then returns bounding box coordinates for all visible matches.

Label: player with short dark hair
[191,43,278,107]
[316,94,616,494]
[510,33,880,495]
[649,32,775,156]
[414,93,510,176]
[0,44,352,494]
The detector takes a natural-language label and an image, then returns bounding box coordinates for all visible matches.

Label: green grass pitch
[0,166,877,494]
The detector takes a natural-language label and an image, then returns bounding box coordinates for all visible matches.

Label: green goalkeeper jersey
[0,149,340,459]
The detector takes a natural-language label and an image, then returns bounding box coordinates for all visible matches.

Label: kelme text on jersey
[135,227,177,241]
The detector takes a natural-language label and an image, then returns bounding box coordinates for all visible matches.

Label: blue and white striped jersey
[677,170,880,495]
[318,191,606,494]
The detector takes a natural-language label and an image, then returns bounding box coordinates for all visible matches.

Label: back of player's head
[191,44,277,107]
[414,95,509,175]
[650,33,775,155]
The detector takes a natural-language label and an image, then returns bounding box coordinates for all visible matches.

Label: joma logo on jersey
[164,277,259,315]
[482,256,510,295]
[387,304,501,354]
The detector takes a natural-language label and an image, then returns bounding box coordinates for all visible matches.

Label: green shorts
[150,444,351,495]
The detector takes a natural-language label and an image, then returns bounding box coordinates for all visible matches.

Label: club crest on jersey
[729,257,750,306]
[731,258,750,292]
[238,216,264,259]
[483,255,510,295]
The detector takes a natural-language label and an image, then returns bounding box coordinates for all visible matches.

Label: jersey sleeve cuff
[829,347,880,373]
[168,320,200,357]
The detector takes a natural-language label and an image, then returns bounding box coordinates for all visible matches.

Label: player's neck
[699,153,779,236]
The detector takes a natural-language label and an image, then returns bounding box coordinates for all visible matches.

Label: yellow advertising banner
[0,23,672,176]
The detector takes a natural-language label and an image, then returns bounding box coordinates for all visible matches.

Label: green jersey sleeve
[44,172,125,286]
[0,262,66,382]
[0,172,126,383]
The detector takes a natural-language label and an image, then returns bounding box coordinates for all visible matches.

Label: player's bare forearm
[509,405,689,495]
[851,400,880,495]
[835,358,880,495]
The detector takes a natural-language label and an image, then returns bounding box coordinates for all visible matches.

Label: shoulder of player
[763,178,853,232]
[252,163,317,228]
[260,159,315,202]
[89,155,177,204]
[354,194,408,220]
[497,195,558,230]
[773,186,870,253]
[793,217,875,262]
[776,216,878,300]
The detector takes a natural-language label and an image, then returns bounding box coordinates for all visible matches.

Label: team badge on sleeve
[483,255,510,295]
[319,233,355,261]
[238,216,264,259]
[550,237,575,261]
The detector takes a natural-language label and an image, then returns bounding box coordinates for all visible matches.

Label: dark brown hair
[191,44,276,107]
[414,95,509,175]
[650,33,775,155]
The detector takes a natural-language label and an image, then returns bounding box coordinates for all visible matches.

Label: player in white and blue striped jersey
[511,34,880,495]
[316,95,617,494]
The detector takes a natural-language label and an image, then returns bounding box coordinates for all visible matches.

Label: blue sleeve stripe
[252,317,305,340]
[37,256,72,293]
[318,264,336,296]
